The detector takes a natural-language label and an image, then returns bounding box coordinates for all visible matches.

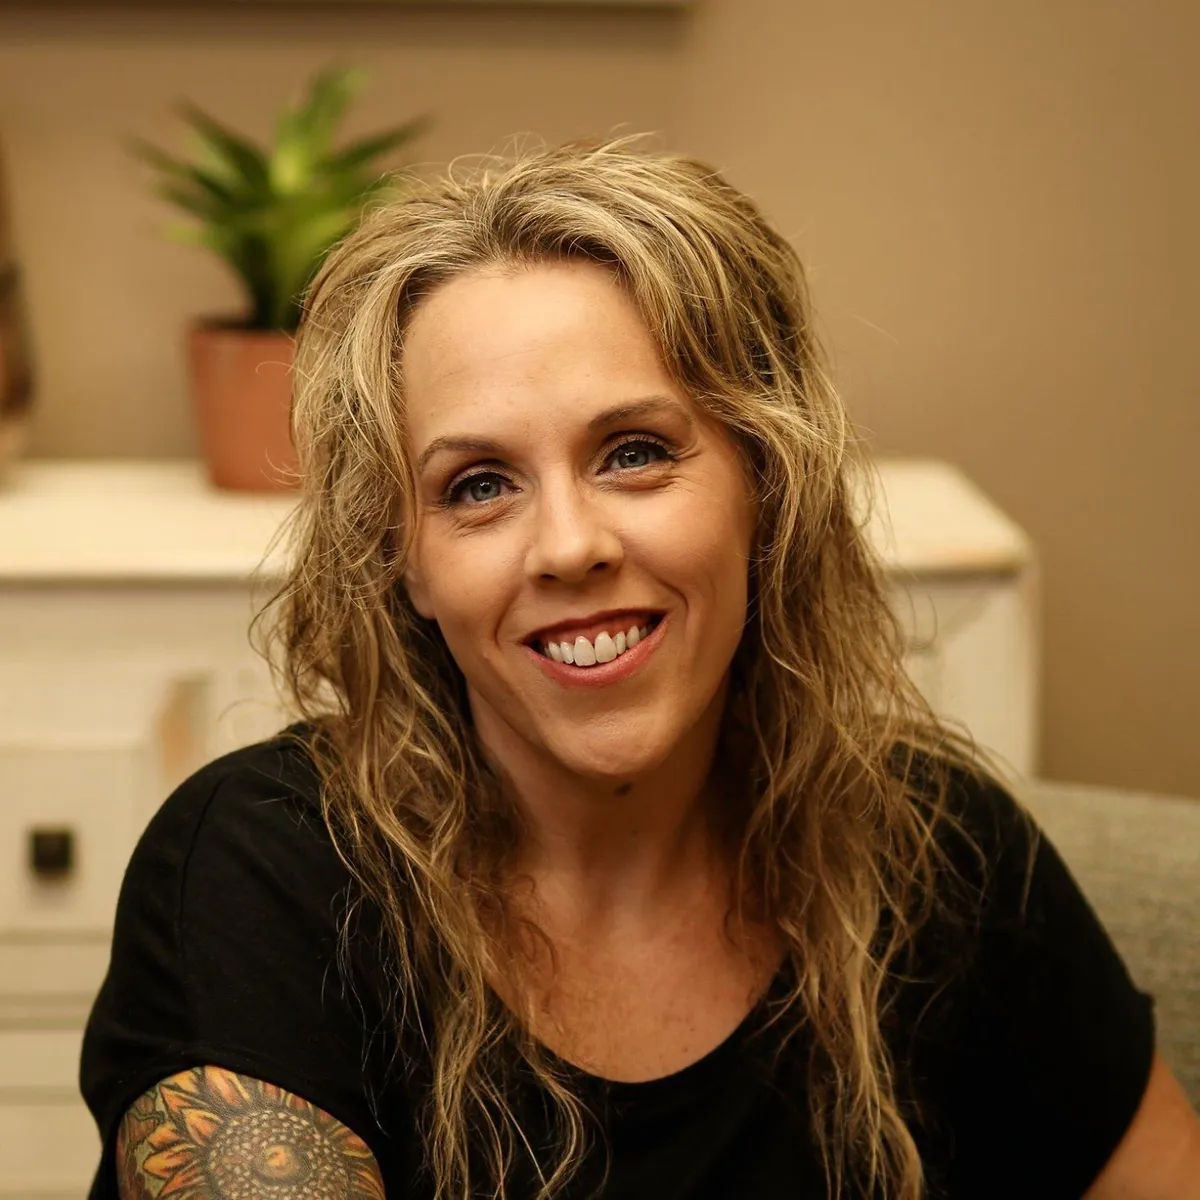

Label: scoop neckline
[544,956,794,1107]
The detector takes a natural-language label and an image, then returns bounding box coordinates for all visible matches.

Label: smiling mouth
[532,614,664,667]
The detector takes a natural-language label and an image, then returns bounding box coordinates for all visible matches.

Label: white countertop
[0,457,1032,584]
[864,457,1033,575]
[0,460,295,583]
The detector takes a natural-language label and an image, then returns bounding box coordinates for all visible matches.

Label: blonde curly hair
[259,132,1006,1200]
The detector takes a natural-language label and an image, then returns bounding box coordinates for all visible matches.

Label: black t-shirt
[80,726,1155,1199]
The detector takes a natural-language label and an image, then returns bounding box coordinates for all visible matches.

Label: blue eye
[439,436,676,509]
[460,476,505,504]
[612,442,661,470]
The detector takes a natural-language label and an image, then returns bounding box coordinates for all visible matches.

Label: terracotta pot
[187,322,299,492]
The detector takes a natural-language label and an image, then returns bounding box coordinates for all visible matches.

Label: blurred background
[0,0,1196,797]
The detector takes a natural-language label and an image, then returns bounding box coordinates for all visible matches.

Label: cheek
[658,477,754,577]
[645,503,753,635]
[421,534,522,645]
[691,493,754,627]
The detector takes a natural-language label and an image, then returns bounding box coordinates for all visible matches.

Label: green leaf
[163,220,208,246]
[321,115,431,176]
[132,63,430,329]
[270,67,366,193]
[293,66,367,153]
[154,182,226,221]
[128,137,240,205]
[176,102,270,194]
[274,206,358,296]
[197,226,278,327]
[268,124,311,196]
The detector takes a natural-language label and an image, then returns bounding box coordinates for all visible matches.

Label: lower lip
[523,615,668,689]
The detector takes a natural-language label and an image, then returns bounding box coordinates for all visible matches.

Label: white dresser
[0,456,1038,1198]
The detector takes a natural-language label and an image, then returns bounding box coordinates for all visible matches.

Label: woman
[81,134,1198,1199]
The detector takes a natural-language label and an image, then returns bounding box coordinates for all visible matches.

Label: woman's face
[401,259,756,785]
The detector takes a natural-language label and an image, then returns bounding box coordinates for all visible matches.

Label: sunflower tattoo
[115,1066,386,1199]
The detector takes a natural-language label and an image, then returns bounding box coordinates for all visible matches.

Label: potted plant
[132,67,428,491]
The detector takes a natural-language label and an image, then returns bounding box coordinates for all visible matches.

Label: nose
[524,476,623,583]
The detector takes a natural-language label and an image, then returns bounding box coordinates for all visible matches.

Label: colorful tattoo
[114,1066,386,1199]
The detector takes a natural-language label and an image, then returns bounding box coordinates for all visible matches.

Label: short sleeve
[79,733,404,1199]
[903,767,1157,1199]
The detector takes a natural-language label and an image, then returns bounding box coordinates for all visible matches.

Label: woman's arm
[114,1066,387,1199]
[1085,1053,1200,1199]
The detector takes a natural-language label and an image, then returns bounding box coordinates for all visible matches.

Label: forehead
[400,260,678,439]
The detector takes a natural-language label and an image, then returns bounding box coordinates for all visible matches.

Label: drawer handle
[27,827,76,880]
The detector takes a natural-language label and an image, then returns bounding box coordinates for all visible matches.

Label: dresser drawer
[0,947,109,1197]
[0,936,110,1003]
[0,744,142,937]
[0,1100,98,1197]
[0,1028,82,1093]
[0,668,204,938]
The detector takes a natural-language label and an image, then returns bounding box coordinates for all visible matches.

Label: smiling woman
[398,257,757,791]
[79,133,1197,1200]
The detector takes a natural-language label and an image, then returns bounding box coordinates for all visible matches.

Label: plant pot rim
[190,316,296,338]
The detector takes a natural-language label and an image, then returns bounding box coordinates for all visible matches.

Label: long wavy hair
[259,132,1011,1200]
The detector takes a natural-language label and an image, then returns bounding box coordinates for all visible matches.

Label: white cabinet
[867,458,1039,784]
[0,456,1038,1196]
[0,667,201,1197]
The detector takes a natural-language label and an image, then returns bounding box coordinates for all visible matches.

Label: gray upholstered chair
[1016,778,1200,1106]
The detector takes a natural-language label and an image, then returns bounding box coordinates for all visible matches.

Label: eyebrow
[415,395,696,477]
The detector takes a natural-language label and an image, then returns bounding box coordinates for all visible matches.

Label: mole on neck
[613,782,633,797]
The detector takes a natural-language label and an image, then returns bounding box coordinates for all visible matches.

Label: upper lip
[524,608,663,646]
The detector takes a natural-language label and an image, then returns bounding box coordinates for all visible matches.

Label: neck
[472,689,733,931]
[514,769,722,935]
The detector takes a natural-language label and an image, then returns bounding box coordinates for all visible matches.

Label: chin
[542,716,680,782]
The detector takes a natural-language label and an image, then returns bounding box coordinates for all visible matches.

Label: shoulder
[114,721,353,973]
[890,750,1158,1197]
[144,719,324,835]
[84,726,408,1194]
[897,743,1027,834]
[131,720,332,877]
[903,748,1120,976]
[895,745,1038,914]
[98,719,381,1071]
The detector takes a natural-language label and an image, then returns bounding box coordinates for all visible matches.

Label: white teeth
[593,631,618,663]
[541,618,658,667]
[573,636,597,667]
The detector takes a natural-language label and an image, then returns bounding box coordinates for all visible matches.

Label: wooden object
[0,667,203,1198]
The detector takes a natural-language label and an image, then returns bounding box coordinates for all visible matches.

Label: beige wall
[675,0,1200,799]
[2,1,1196,796]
